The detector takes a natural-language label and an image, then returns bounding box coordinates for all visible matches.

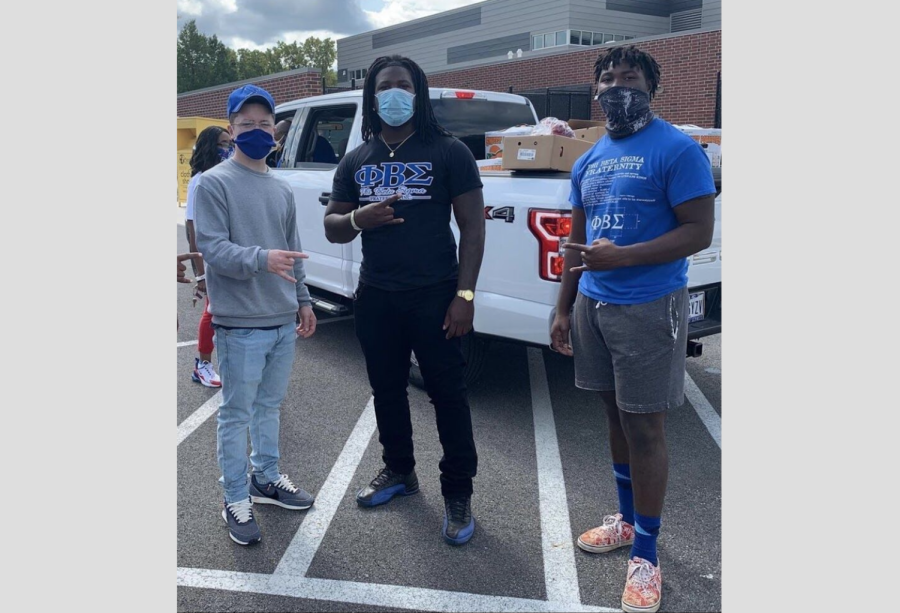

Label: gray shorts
[571,287,688,413]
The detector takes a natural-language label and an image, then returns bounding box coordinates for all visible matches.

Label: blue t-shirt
[569,118,715,304]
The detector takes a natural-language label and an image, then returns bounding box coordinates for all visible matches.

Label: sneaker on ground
[221,498,261,545]
[577,512,635,554]
[442,495,475,546]
[621,556,662,613]
[355,467,419,507]
[192,358,222,388]
[249,474,314,510]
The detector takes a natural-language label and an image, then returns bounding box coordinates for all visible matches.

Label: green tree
[177,20,210,93]
[179,23,340,92]
[178,20,240,93]
[270,40,307,71]
[209,35,239,86]
[303,37,337,81]
[236,48,271,80]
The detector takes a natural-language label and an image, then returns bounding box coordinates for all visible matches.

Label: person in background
[185,125,233,388]
[268,119,291,168]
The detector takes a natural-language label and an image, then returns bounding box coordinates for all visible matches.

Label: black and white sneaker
[222,498,261,545]
[250,474,314,510]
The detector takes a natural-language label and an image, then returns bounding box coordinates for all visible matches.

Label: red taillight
[454,91,475,99]
[529,209,573,282]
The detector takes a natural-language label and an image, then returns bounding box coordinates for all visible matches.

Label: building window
[532,30,568,50]
[591,32,603,45]
[613,34,625,42]
[570,30,581,45]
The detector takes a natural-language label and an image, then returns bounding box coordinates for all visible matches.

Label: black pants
[354,280,478,498]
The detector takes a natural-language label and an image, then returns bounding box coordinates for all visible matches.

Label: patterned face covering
[598,86,654,138]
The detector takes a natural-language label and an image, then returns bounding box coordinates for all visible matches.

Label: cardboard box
[501,135,593,172]
[476,158,504,172]
[485,126,534,159]
[572,126,605,142]
[565,119,606,143]
[567,119,602,130]
[674,125,722,168]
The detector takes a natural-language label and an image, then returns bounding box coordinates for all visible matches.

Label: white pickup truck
[271,88,721,385]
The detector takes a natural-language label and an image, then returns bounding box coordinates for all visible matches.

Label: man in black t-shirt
[324,55,485,546]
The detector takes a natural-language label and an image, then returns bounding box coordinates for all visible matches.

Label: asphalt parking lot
[176,218,722,613]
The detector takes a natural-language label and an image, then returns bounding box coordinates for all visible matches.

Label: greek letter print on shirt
[569,118,716,305]
[354,162,435,202]
[331,133,483,291]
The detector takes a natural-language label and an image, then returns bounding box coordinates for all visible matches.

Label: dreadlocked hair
[190,126,227,176]
[593,45,662,99]
[361,55,451,144]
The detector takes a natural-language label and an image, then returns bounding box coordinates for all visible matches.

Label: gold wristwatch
[457,289,475,302]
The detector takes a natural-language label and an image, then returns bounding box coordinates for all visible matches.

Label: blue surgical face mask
[234,129,276,160]
[217,146,234,162]
[375,88,416,127]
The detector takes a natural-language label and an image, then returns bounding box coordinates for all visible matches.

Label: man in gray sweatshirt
[195,84,317,546]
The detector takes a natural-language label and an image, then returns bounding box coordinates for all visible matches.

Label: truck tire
[408,333,489,390]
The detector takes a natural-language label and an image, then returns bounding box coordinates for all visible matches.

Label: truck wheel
[409,333,489,390]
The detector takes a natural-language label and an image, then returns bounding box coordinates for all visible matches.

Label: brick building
[177,67,323,119]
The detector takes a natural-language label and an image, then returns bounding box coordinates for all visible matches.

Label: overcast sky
[177,0,486,51]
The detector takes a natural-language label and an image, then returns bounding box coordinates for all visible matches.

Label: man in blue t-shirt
[550,46,715,613]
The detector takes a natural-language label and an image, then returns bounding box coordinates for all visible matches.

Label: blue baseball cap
[227,84,275,116]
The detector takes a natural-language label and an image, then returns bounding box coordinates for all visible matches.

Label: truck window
[292,104,357,169]
[431,98,537,160]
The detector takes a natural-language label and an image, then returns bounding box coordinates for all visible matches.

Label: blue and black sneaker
[442,495,475,546]
[356,466,419,507]
[249,474,314,510]
[222,498,262,546]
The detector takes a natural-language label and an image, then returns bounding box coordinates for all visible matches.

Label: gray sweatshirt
[194,159,312,328]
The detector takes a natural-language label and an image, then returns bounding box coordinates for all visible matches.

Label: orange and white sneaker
[576,513,635,553]
[621,556,662,613]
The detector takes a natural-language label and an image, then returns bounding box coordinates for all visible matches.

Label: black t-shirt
[331,132,483,291]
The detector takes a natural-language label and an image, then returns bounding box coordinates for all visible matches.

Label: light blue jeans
[215,322,296,503]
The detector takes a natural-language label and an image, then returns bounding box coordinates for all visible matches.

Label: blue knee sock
[613,463,634,525]
[631,513,661,566]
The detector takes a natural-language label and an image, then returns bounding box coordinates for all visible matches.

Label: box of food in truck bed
[501,134,593,172]
[485,125,534,159]
[567,119,606,143]
[674,125,721,168]
[476,158,504,172]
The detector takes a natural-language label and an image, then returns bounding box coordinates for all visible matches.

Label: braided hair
[593,45,662,99]
[361,55,450,144]
[189,126,227,177]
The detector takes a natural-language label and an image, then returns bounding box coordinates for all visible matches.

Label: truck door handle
[318,192,331,206]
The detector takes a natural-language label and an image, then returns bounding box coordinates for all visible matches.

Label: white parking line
[177,568,613,612]
[273,396,377,578]
[176,351,627,611]
[177,340,198,348]
[177,390,222,446]
[526,347,583,606]
[684,372,721,448]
